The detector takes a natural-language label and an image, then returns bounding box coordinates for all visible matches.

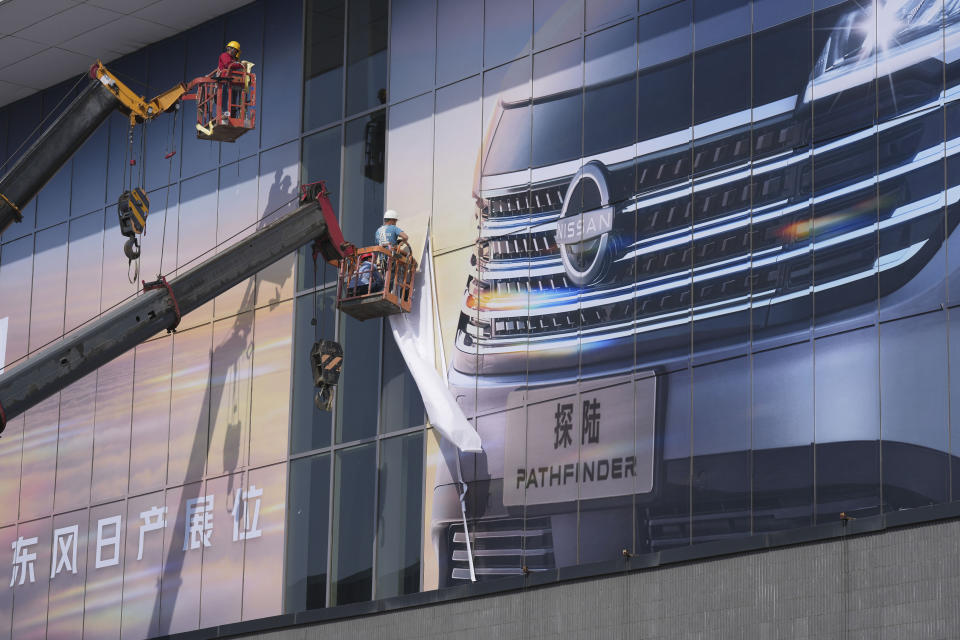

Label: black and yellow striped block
[117,188,150,237]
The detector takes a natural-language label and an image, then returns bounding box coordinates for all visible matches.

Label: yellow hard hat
[226,40,241,54]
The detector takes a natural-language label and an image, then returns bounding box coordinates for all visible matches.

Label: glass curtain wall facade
[2,0,960,635]
[0,0,307,633]
[286,0,428,611]
[382,0,960,589]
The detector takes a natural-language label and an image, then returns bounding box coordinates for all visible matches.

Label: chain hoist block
[118,188,149,237]
[310,340,343,411]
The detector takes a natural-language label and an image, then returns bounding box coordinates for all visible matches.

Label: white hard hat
[383,209,399,220]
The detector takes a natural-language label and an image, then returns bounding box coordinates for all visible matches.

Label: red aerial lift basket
[189,67,257,142]
[336,246,417,321]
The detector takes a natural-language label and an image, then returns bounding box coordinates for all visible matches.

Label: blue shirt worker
[375,210,408,251]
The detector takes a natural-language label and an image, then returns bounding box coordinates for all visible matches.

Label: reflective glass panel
[336,315,381,442]
[261,0,304,148]
[485,0,533,68]
[158,482,203,635]
[256,141,300,306]
[0,236,35,369]
[341,114,385,247]
[332,443,376,604]
[168,324,213,485]
[436,0,482,85]
[83,502,123,638]
[286,453,331,610]
[29,223,67,351]
[207,314,253,477]
[304,0,345,130]
[376,432,424,598]
[249,300,294,467]
[20,396,59,521]
[534,0,583,50]
[241,464,287,620]
[129,338,173,494]
[54,373,96,513]
[880,311,949,510]
[814,326,881,522]
[12,517,51,640]
[64,210,104,333]
[47,510,87,638]
[299,127,342,292]
[291,291,337,453]
[433,76,483,252]
[121,491,165,640]
[198,473,243,628]
[389,0,436,103]
[586,0,631,29]
[752,342,815,532]
[380,322,425,433]
[90,352,133,503]
[346,0,388,115]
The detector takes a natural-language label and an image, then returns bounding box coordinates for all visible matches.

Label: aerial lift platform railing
[336,246,417,321]
[189,63,257,142]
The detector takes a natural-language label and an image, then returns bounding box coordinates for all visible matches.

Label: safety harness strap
[142,275,181,332]
[0,193,23,222]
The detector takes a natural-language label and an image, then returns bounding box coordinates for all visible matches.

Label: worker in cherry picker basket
[375,210,412,298]
[218,41,246,118]
[376,210,410,257]
[219,41,244,72]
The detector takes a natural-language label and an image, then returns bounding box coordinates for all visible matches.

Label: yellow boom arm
[90,61,186,126]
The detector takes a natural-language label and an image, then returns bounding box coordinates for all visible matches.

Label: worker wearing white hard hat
[375,209,408,251]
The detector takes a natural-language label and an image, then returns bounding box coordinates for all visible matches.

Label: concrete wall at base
[241,518,960,640]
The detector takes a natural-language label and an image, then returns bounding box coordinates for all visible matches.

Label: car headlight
[804,0,954,103]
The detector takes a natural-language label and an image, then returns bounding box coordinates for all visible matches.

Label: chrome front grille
[446,517,555,581]
[456,102,956,371]
[485,183,568,219]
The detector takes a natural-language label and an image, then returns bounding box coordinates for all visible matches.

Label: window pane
[286,454,331,611]
[291,291,337,453]
[168,325,213,485]
[341,114,385,247]
[880,312,949,510]
[586,0,631,30]
[485,0,533,68]
[437,0,482,85]
[346,0,388,115]
[0,235,35,369]
[64,210,104,333]
[376,433,423,598]
[249,300,294,467]
[53,373,96,513]
[380,323,424,432]
[534,0,583,51]
[305,0,345,130]
[90,352,133,503]
[532,41,582,168]
[336,316,381,442]
[29,223,67,351]
[814,326,881,522]
[332,443,376,604]
[299,127,342,292]
[752,342,814,533]
[389,0,436,103]
[261,0,304,148]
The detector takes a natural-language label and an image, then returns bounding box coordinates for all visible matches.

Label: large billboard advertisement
[425,0,960,586]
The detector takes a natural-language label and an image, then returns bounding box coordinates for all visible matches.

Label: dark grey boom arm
[0,79,120,235]
[0,199,330,432]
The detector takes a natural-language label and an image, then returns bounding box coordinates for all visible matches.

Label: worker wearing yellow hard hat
[219,41,243,72]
